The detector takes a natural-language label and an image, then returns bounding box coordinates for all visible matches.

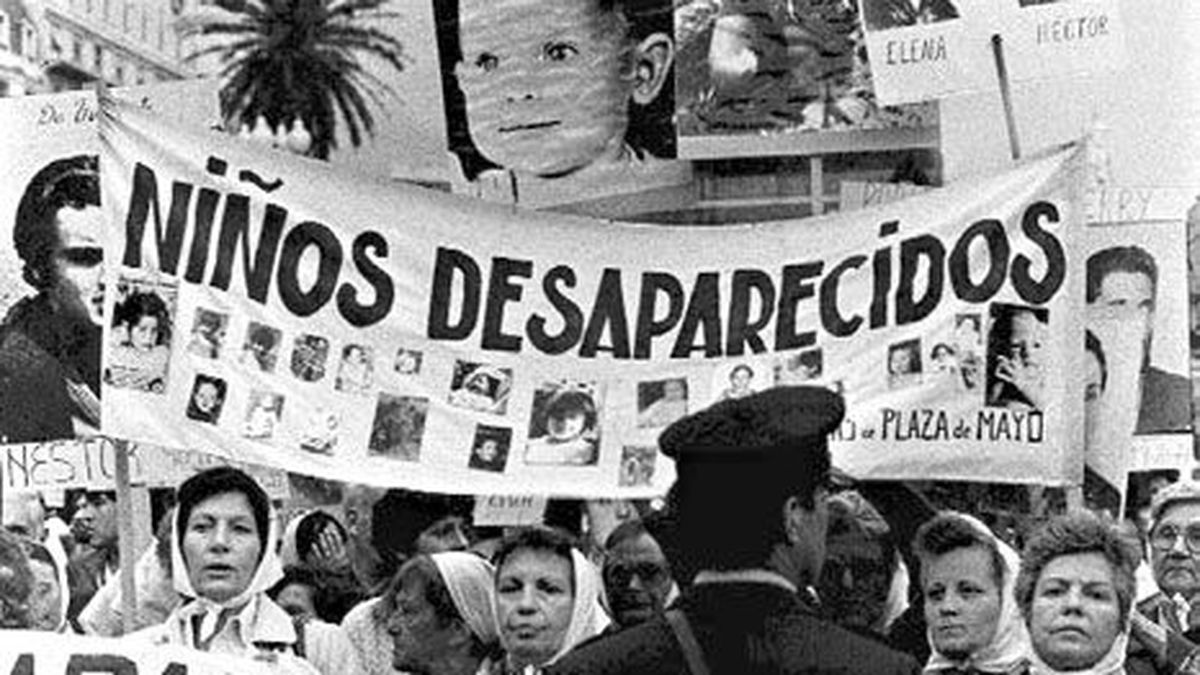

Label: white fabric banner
[0,630,273,675]
[98,95,1087,496]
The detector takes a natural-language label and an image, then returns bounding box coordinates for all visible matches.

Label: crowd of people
[1,385,1199,674]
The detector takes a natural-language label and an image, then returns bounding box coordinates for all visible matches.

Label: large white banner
[0,631,273,675]
[98,95,1086,496]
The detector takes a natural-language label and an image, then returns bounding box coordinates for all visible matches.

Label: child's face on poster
[476,439,499,461]
[548,410,586,441]
[194,382,219,414]
[456,0,632,176]
[130,315,159,351]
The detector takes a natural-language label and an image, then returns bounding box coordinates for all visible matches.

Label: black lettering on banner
[65,654,136,674]
[670,272,722,358]
[775,263,821,352]
[277,221,342,317]
[339,231,394,327]
[949,219,1008,302]
[527,266,583,355]
[482,257,533,352]
[427,247,481,340]
[580,269,632,358]
[184,186,222,283]
[122,163,192,273]
[820,255,866,338]
[209,196,285,303]
[895,234,945,325]
[726,269,775,357]
[633,272,684,359]
[870,221,900,329]
[1011,200,1065,304]
[8,654,32,675]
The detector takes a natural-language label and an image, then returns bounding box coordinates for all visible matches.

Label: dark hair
[175,467,270,565]
[913,513,1006,593]
[377,554,498,659]
[542,389,597,430]
[730,364,754,380]
[1086,246,1157,303]
[1085,330,1107,392]
[371,490,474,577]
[295,511,348,564]
[249,325,278,351]
[1015,511,1140,628]
[604,519,649,551]
[114,291,172,345]
[14,154,100,290]
[268,565,320,602]
[931,342,956,360]
[889,340,922,375]
[493,526,578,594]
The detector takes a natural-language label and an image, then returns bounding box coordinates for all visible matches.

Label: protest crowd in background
[1,384,1199,674]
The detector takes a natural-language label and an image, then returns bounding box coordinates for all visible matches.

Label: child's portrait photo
[104,280,175,393]
[186,374,227,424]
[336,343,374,394]
[618,446,656,487]
[468,424,512,473]
[887,339,922,390]
[712,361,764,404]
[291,333,330,383]
[186,307,227,359]
[986,303,1049,411]
[299,408,341,455]
[394,347,423,376]
[368,394,429,461]
[243,390,284,442]
[241,322,282,373]
[774,348,823,386]
[525,381,603,466]
[448,361,512,415]
[636,378,688,429]
[434,0,678,200]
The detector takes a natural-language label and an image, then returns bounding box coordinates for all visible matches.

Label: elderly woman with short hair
[1014,511,1154,675]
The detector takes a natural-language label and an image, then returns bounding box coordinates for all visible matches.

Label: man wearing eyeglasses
[601,517,679,629]
[0,154,103,443]
[1137,481,1200,653]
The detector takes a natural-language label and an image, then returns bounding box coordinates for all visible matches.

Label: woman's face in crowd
[922,546,1003,660]
[182,491,263,603]
[275,581,316,620]
[1029,552,1124,671]
[496,547,575,667]
[27,558,62,630]
[388,572,460,673]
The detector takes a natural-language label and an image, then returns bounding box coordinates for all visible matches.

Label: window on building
[141,10,148,41]
[114,63,124,84]
[22,22,36,57]
[73,37,83,64]
[0,11,10,51]
[93,43,102,71]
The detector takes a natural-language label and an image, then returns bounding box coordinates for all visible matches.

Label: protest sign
[0,630,273,675]
[0,82,219,446]
[840,180,933,211]
[0,438,289,499]
[473,494,548,527]
[98,94,1086,495]
[860,0,1126,106]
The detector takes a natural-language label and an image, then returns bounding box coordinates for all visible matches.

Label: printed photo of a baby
[525,381,603,466]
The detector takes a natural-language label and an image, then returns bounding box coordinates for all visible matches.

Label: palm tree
[183,0,407,160]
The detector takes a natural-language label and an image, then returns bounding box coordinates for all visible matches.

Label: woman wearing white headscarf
[135,467,359,675]
[913,511,1031,674]
[490,526,610,674]
[383,551,502,675]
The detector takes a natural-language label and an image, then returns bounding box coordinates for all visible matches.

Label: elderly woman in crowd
[384,551,501,675]
[1015,511,1152,675]
[491,526,609,674]
[138,466,360,675]
[914,512,1030,674]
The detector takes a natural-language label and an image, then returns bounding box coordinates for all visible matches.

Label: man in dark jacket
[549,386,921,675]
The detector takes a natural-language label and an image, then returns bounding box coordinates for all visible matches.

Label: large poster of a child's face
[674,0,937,153]
[525,381,604,466]
[104,276,177,394]
[433,0,678,195]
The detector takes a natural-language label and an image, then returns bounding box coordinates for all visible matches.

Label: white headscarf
[499,547,612,672]
[169,489,283,648]
[923,513,1031,674]
[430,551,499,646]
[547,549,610,665]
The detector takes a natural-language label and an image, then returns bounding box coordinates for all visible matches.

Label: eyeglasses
[604,561,669,588]
[1150,523,1200,553]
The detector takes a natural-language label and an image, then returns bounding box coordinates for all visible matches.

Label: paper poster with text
[98,94,1087,496]
[0,631,275,675]
[0,83,219,446]
[1000,0,1126,85]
